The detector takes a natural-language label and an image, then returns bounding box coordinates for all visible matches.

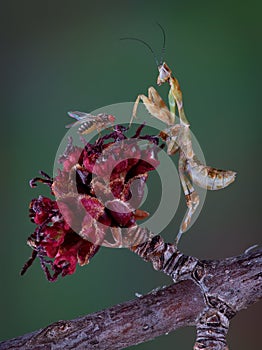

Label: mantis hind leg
[176,155,200,246]
[131,87,174,126]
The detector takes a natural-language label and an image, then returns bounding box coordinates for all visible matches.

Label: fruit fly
[122,25,236,245]
[67,111,115,135]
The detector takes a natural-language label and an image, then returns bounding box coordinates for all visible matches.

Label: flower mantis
[123,27,236,245]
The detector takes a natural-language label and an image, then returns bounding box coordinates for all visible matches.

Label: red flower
[29,196,58,225]
[21,124,161,281]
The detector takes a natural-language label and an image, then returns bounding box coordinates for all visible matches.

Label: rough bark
[1,242,261,350]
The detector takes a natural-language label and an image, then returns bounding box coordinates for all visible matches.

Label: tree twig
[0,280,205,350]
[1,235,261,350]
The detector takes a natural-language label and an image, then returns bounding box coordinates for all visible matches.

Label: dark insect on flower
[21,124,162,281]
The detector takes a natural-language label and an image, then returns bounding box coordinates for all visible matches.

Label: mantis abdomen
[186,157,236,190]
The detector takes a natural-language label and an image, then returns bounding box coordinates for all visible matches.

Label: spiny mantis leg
[176,154,200,245]
[131,87,174,126]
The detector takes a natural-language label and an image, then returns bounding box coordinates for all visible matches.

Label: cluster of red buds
[21,125,162,281]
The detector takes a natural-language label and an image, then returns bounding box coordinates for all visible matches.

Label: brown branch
[1,241,261,350]
[0,280,205,350]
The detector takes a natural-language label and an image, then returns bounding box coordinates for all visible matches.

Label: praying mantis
[123,27,236,245]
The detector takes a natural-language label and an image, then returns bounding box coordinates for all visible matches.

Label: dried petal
[106,199,136,227]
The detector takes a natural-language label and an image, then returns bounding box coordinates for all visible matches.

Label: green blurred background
[1,0,261,349]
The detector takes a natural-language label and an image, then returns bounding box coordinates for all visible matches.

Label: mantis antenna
[120,37,160,66]
[157,22,166,64]
[120,24,167,66]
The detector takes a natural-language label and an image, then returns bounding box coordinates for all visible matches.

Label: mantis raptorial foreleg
[131,87,175,126]
[160,125,180,155]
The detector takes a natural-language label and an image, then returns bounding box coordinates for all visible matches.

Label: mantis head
[157,62,172,86]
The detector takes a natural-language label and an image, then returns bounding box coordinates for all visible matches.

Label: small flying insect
[67,111,115,135]
[122,25,236,245]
